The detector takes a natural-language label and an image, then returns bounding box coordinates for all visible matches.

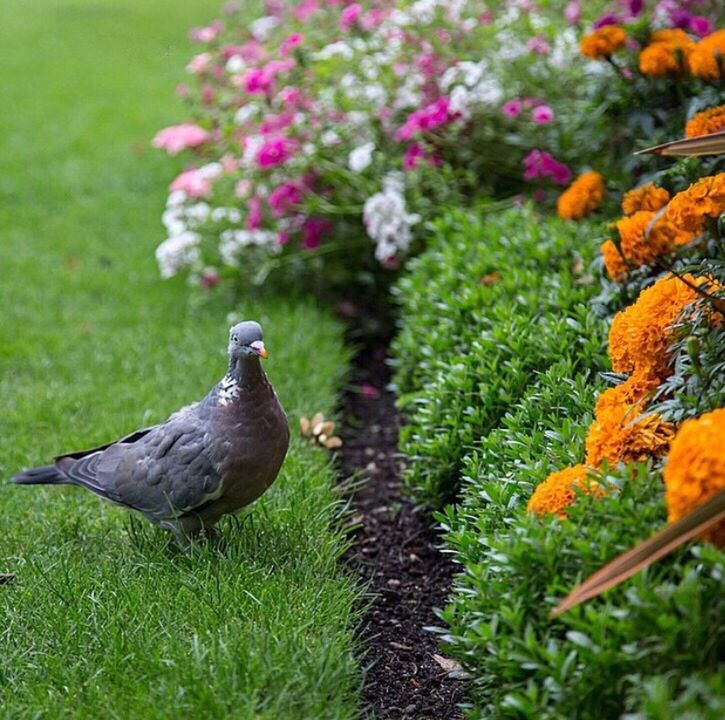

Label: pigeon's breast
[209,385,289,509]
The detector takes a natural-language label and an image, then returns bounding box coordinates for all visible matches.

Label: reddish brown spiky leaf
[550,491,725,618]
[635,130,725,157]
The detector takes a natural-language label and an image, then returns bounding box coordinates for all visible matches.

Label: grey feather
[12,320,290,544]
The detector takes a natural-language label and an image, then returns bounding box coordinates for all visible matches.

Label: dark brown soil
[340,343,466,720]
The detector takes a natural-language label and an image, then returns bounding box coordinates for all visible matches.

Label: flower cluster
[685,104,725,137]
[663,408,725,545]
[580,25,627,60]
[556,171,605,220]
[152,1,596,286]
[527,465,604,518]
[666,172,725,233]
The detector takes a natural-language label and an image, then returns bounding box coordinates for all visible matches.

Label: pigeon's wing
[54,425,159,464]
[57,414,224,520]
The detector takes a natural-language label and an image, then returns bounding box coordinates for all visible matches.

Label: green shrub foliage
[392,206,604,507]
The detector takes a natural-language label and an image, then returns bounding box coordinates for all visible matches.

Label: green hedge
[392,206,725,718]
[392,207,605,507]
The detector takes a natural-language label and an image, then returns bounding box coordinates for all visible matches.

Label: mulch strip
[339,343,466,720]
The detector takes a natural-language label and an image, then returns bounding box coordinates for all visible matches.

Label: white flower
[321,130,341,146]
[156,232,201,278]
[211,207,242,223]
[363,174,420,263]
[219,229,277,267]
[348,142,375,173]
[314,41,354,61]
[234,103,259,126]
[249,16,279,42]
[225,55,245,74]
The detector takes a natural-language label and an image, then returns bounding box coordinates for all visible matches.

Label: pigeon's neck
[227,355,267,390]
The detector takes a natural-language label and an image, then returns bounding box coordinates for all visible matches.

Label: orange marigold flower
[585,374,674,467]
[663,408,725,546]
[666,173,725,233]
[685,105,725,138]
[527,465,604,518]
[580,25,627,60]
[639,31,693,77]
[621,183,670,215]
[607,274,715,377]
[689,29,725,82]
[557,171,606,220]
[602,211,679,280]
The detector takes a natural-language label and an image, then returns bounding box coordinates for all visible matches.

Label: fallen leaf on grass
[432,654,465,676]
[480,271,501,285]
[300,412,343,449]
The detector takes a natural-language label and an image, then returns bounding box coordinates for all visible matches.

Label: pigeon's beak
[250,340,268,359]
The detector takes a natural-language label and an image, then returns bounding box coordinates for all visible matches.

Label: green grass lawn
[0,2,361,717]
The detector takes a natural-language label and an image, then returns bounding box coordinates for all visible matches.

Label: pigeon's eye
[232,335,239,343]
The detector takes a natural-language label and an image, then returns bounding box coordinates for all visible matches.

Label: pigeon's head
[228,321,268,360]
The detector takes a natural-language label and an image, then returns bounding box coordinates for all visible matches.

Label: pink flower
[200,268,220,289]
[361,8,387,31]
[532,105,554,124]
[340,3,362,31]
[502,99,523,118]
[260,113,294,135]
[186,53,212,74]
[268,182,302,217]
[360,383,381,400]
[246,196,264,230]
[152,124,210,155]
[277,230,290,245]
[280,33,304,57]
[189,20,222,44]
[222,41,265,64]
[301,217,331,249]
[294,0,319,22]
[564,1,581,25]
[235,179,252,198]
[527,36,551,55]
[256,137,295,168]
[169,168,211,198]
[279,86,303,108]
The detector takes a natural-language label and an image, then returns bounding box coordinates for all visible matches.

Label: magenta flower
[186,53,211,74]
[340,3,363,31]
[532,105,554,124]
[403,143,425,170]
[280,33,304,57]
[522,149,571,185]
[689,16,713,37]
[593,13,622,28]
[256,138,295,168]
[169,168,211,198]
[152,124,210,155]
[301,217,331,249]
[502,99,523,118]
[397,97,452,140]
[241,68,272,95]
[260,113,294,135]
[268,182,302,217]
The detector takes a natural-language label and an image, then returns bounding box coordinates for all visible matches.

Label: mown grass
[0,1,361,717]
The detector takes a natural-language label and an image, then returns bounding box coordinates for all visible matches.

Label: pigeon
[12,321,290,546]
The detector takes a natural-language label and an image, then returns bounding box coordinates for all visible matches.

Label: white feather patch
[218,374,240,406]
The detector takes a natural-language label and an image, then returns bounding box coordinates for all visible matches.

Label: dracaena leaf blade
[635,130,725,157]
[550,491,725,618]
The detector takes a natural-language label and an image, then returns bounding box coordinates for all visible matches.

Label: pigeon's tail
[12,465,66,485]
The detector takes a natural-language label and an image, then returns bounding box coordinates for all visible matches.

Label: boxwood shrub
[391,206,604,507]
